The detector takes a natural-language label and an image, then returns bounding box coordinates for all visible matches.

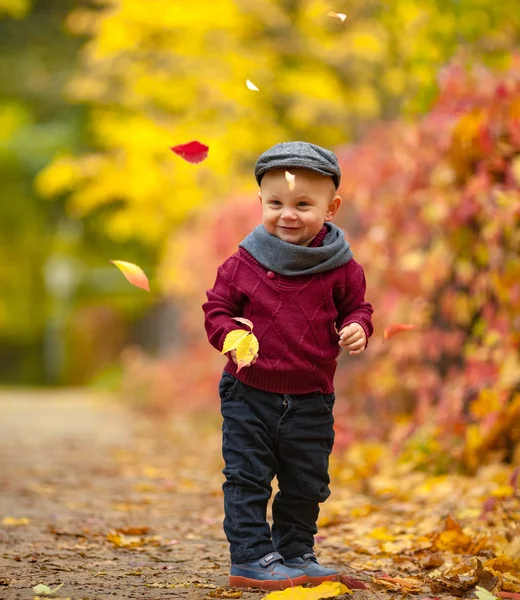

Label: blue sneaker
[284,552,339,585]
[229,551,308,590]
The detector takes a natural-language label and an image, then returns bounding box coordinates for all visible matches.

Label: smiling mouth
[279,226,300,230]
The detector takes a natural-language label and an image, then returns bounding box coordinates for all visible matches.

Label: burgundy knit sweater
[203,227,373,394]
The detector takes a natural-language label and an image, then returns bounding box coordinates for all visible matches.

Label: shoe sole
[229,575,308,590]
[307,574,340,585]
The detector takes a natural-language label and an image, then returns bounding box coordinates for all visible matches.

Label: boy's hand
[339,323,367,355]
[230,349,258,366]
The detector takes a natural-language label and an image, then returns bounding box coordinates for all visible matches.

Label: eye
[269,200,282,205]
[297,201,309,207]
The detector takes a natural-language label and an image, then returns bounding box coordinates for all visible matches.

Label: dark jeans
[219,372,335,564]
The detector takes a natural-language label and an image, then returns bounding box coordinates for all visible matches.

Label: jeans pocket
[320,392,335,414]
[219,372,239,402]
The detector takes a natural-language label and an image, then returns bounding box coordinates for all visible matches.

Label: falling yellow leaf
[110,260,150,291]
[263,581,350,600]
[2,517,30,526]
[285,171,296,191]
[246,79,259,91]
[328,11,347,22]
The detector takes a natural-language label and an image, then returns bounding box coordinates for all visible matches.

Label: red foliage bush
[121,61,520,471]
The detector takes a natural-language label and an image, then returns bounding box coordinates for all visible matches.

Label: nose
[281,207,297,220]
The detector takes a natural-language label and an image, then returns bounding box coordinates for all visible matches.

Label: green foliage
[0,0,151,384]
[0,0,31,18]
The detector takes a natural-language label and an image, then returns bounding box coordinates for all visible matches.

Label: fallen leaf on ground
[106,529,147,548]
[2,516,30,526]
[32,582,64,595]
[476,587,500,600]
[110,260,150,291]
[170,140,209,163]
[379,575,423,593]
[339,574,368,589]
[263,581,350,599]
[114,526,150,535]
[208,588,243,598]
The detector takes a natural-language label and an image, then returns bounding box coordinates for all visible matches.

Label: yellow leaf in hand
[110,260,150,291]
[221,329,251,355]
[235,331,259,372]
[222,320,260,372]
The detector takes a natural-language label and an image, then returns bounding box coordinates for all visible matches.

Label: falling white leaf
[246,79,259,92]
[328,11,347,22]
[285,171,296,191]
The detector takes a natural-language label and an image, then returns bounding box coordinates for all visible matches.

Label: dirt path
[0,389,249,600]
[1,390,518,600]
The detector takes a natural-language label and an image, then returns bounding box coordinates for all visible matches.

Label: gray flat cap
[254,141,341,189]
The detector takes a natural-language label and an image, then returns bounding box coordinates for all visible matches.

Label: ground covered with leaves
[0,390,519,600]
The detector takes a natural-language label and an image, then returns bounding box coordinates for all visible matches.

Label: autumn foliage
[334,61,520,471]
[121,62,520,472]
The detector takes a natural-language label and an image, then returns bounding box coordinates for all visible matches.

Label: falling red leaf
[170,140,209,164]
[383,323,417,341]
[110,260,150,291]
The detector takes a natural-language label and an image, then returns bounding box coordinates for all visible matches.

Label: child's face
[258,169,342,246]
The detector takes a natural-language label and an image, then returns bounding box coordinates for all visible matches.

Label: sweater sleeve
[335,260,374,347]
[202,258,245,353]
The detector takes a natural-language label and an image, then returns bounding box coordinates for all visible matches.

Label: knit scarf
[239,222,353,276]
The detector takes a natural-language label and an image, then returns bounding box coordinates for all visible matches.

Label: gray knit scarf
[239,222,353,276]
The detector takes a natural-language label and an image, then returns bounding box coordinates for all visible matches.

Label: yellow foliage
[36,0,520,251]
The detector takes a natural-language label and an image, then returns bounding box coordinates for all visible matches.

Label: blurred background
[1,0,519,471]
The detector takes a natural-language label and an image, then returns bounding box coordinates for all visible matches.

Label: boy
[203,141,373,591]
